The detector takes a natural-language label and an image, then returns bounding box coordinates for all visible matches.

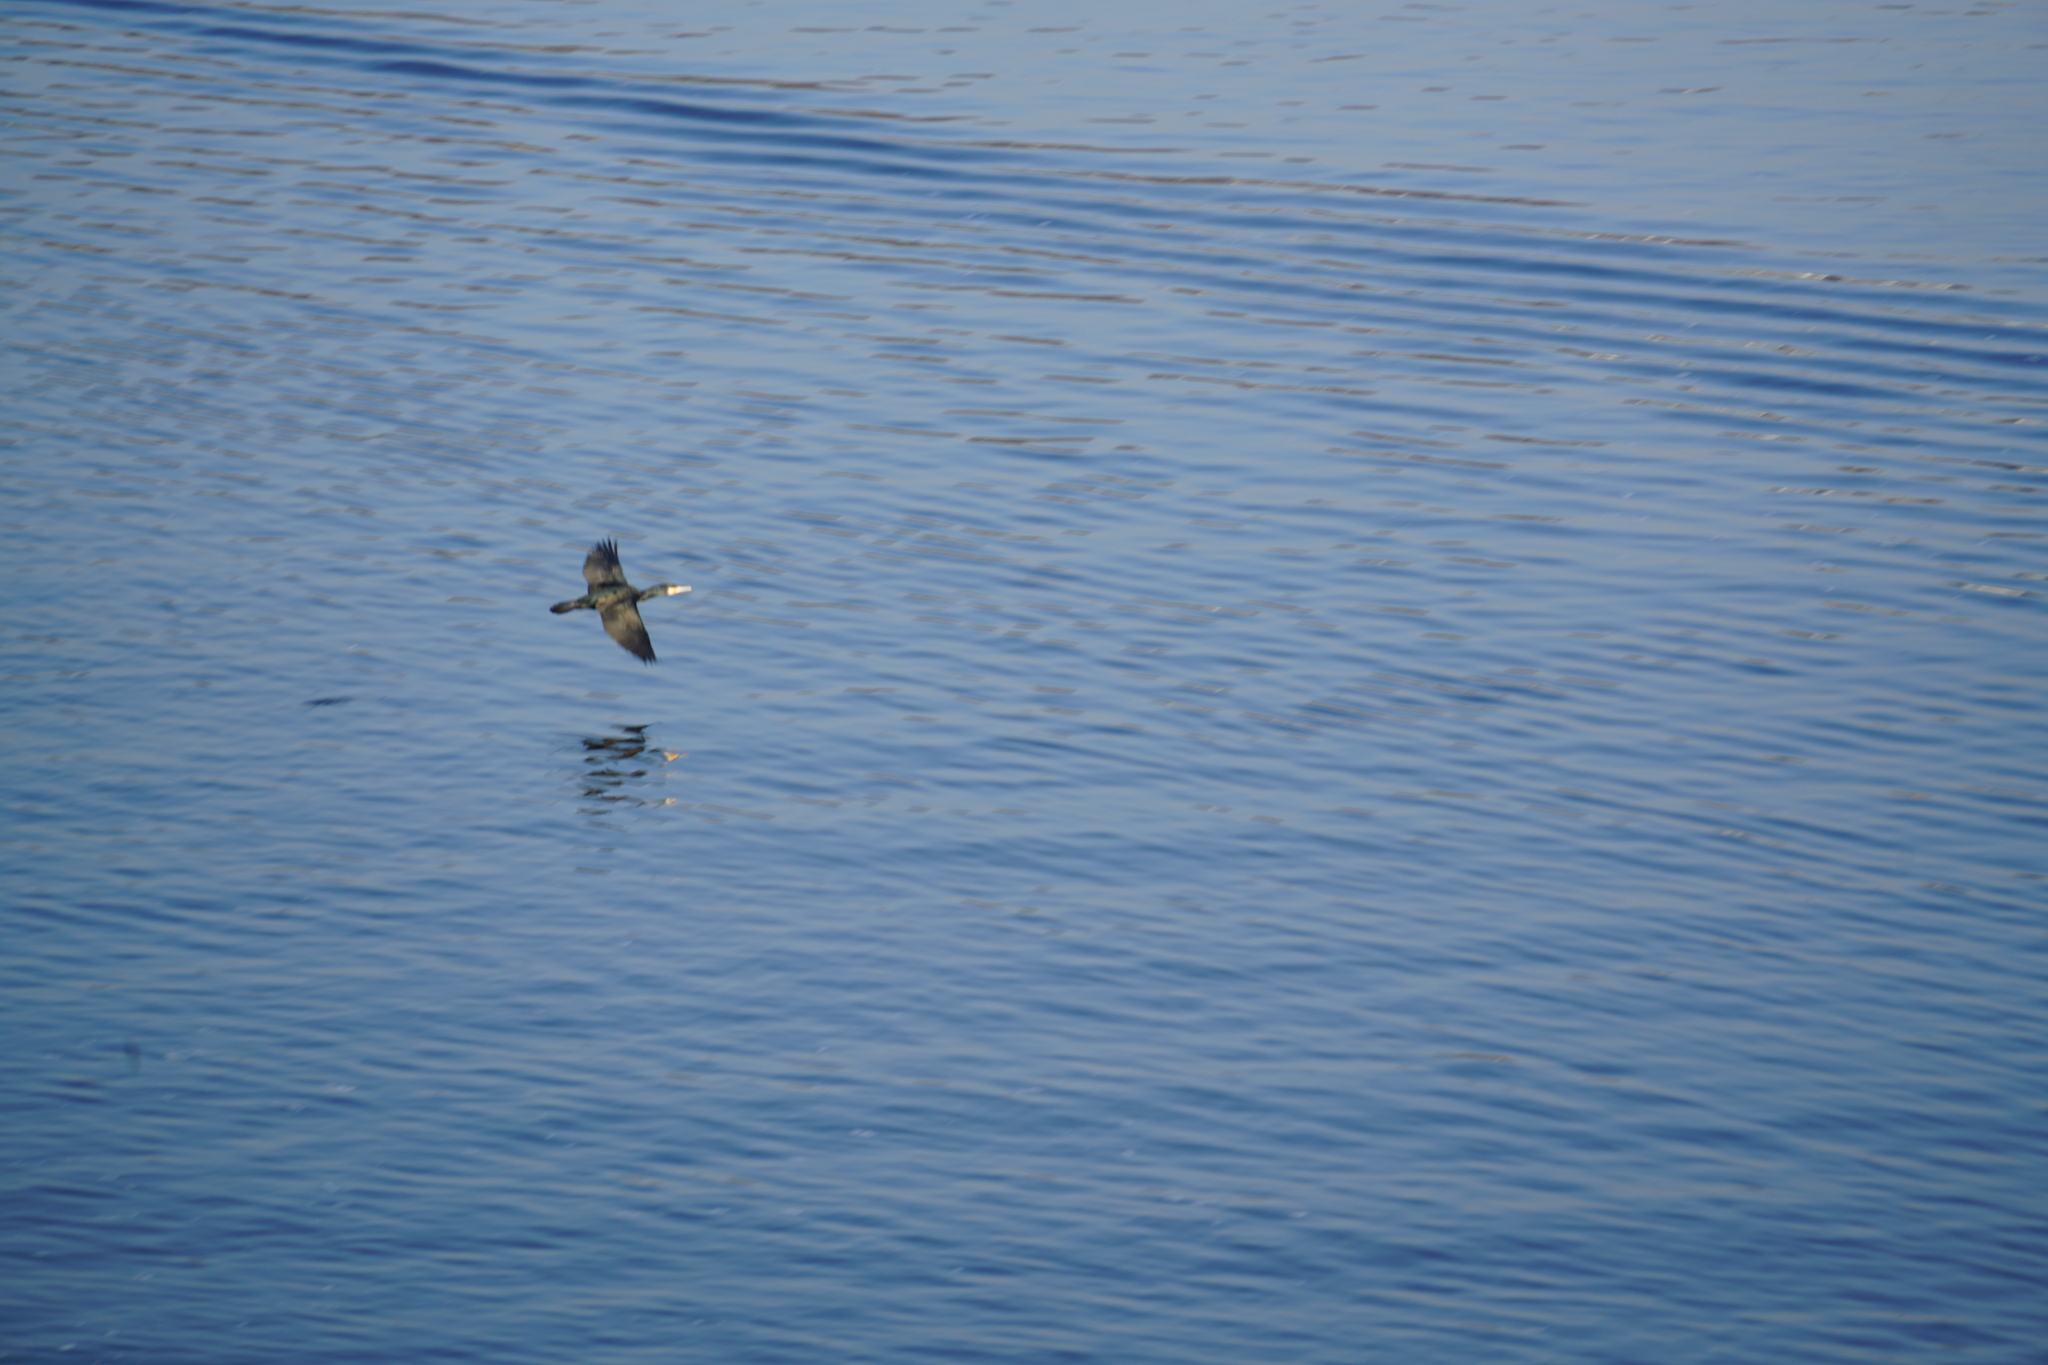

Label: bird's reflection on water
[575,723,681,808]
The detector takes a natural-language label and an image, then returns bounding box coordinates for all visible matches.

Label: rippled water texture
[4,2,2045,1361]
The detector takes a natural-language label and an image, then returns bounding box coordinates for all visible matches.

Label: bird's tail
[550,599,584,614]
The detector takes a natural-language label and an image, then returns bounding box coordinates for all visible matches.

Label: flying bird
[551,539,689,663]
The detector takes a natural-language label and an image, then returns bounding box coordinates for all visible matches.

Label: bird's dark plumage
[583,539,629,590]
[551,539,689,663]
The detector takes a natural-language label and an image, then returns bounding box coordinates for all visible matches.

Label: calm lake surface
[4,1,2045,1361]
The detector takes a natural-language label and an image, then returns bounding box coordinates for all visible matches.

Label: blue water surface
[3,1,2045,1361]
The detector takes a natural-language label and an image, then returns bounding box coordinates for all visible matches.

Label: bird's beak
[667,585,690,596]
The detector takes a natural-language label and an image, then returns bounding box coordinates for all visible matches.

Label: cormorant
[551,539,689,663]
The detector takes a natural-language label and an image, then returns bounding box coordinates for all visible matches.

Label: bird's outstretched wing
[583,539,629,589]
[600,601,656,663]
